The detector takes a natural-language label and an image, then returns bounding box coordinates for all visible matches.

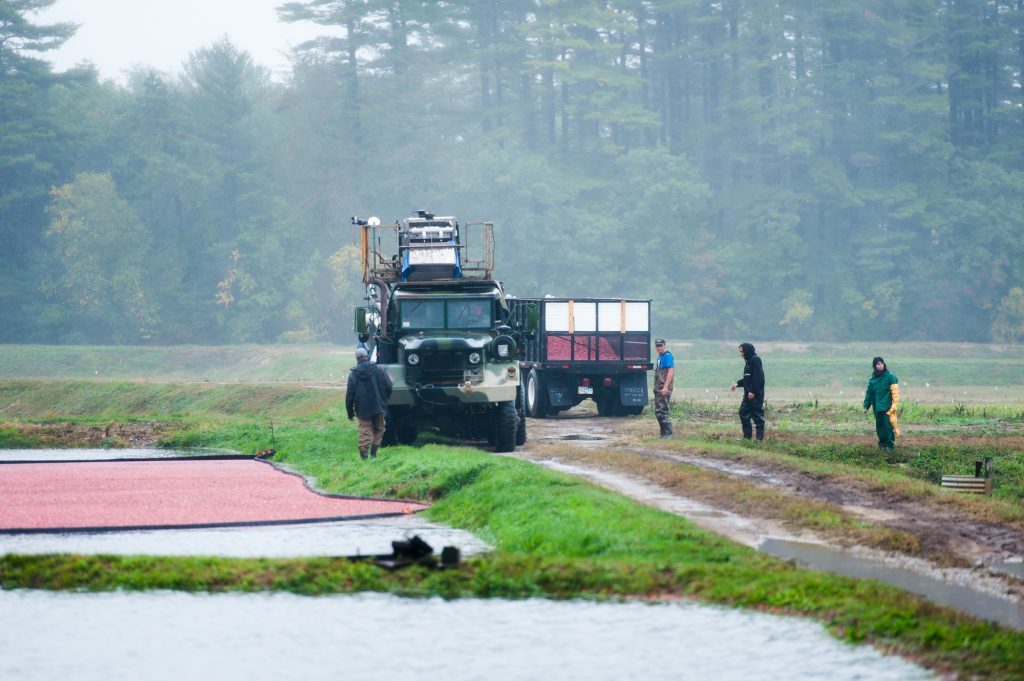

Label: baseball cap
[654,338,666,345]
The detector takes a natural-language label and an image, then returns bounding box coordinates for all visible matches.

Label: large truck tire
[515,383,527,445]
[619,405,645,416]
[526,369,549,419]
[381,408,398,447]
[494,401,518,452]
[397,414,417,444]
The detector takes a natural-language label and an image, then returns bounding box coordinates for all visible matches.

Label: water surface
[0,448,242,462]
[0,591,932,681]
[0,514,490,558]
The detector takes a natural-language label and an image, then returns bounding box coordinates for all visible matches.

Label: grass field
[3,342,1024,403]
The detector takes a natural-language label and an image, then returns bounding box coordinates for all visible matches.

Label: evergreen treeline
[3,0,1024,344]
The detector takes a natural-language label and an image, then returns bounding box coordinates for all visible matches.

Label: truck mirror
[354,307,369,335]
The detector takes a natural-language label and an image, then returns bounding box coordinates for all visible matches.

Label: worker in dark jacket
[730,342,765,440]
[863,356,899,451]
[346,347,393,459]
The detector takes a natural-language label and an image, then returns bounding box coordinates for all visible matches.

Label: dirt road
[515,409,1024,611]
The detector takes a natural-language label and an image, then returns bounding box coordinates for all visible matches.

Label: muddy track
[516,411,1024,605]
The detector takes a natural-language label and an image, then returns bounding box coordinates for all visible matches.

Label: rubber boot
[741,423,753,440]
[369,444,379,459]
[755,426,764,441]
[359,447,368,460]
[662,421,673,438]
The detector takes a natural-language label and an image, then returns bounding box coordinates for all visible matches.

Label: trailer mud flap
[619,373,648,406]
[544,374,574,408]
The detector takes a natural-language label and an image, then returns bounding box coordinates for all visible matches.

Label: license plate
[577,386,594,395]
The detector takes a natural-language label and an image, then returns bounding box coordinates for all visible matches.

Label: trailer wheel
[494,401,518,452]
[526,369,549,419]
[515,383,527,445]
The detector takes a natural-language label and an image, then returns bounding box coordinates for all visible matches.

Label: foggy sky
[36,0,323,82]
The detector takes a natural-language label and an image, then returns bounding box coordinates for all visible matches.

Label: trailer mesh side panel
[623,334,648,360]
[547,335,571,360]
[573,335,594,361]
[597,336,620,361]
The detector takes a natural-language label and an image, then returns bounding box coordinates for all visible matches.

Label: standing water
[0,591,932,681]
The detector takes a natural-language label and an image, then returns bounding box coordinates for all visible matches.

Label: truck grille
[417,350,465,384]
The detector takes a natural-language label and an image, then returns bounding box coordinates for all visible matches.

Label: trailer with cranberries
[508,298,652,417]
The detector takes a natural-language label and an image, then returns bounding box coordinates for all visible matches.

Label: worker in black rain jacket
[730,342,766,441]
[346,346,393,459]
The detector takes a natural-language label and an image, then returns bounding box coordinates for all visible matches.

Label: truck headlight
[407,353,420,366]
[468,352,481,365]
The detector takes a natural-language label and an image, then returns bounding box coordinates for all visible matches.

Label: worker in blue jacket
[654,338,675,437]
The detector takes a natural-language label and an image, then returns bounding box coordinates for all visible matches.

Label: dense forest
[3,0,1024,344]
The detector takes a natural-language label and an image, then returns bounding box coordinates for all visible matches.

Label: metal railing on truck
[359,218,494,284]
[510,298,652,368]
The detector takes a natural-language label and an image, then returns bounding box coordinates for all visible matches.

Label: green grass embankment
[0,380,344,425]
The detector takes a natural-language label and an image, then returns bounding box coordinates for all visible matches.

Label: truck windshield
[400,299,492,330]
[447,300,491,329]
[401,300,445,329]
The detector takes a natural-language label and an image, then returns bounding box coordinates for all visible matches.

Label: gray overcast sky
[37,0,326,82]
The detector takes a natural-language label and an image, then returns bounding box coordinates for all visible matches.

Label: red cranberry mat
[0,460,427,531]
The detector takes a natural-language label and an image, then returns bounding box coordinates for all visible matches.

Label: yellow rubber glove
[887,384,900,438]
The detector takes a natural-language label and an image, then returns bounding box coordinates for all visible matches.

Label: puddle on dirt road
[0,591,931,681]
[0,514,490,558]
[992,560,1024,579]
[0,448,242,462]
[761,539,1024,631]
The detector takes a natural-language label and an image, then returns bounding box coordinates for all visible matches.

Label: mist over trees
[3,0,1024,344]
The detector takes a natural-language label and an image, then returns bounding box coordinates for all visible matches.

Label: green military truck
[353,211,526,452]
[509,297,652,417]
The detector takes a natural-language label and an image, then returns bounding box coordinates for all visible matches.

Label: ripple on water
[0,591,931,681]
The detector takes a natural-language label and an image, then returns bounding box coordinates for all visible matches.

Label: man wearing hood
[731,342,765,441]
[346,347,393,459]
